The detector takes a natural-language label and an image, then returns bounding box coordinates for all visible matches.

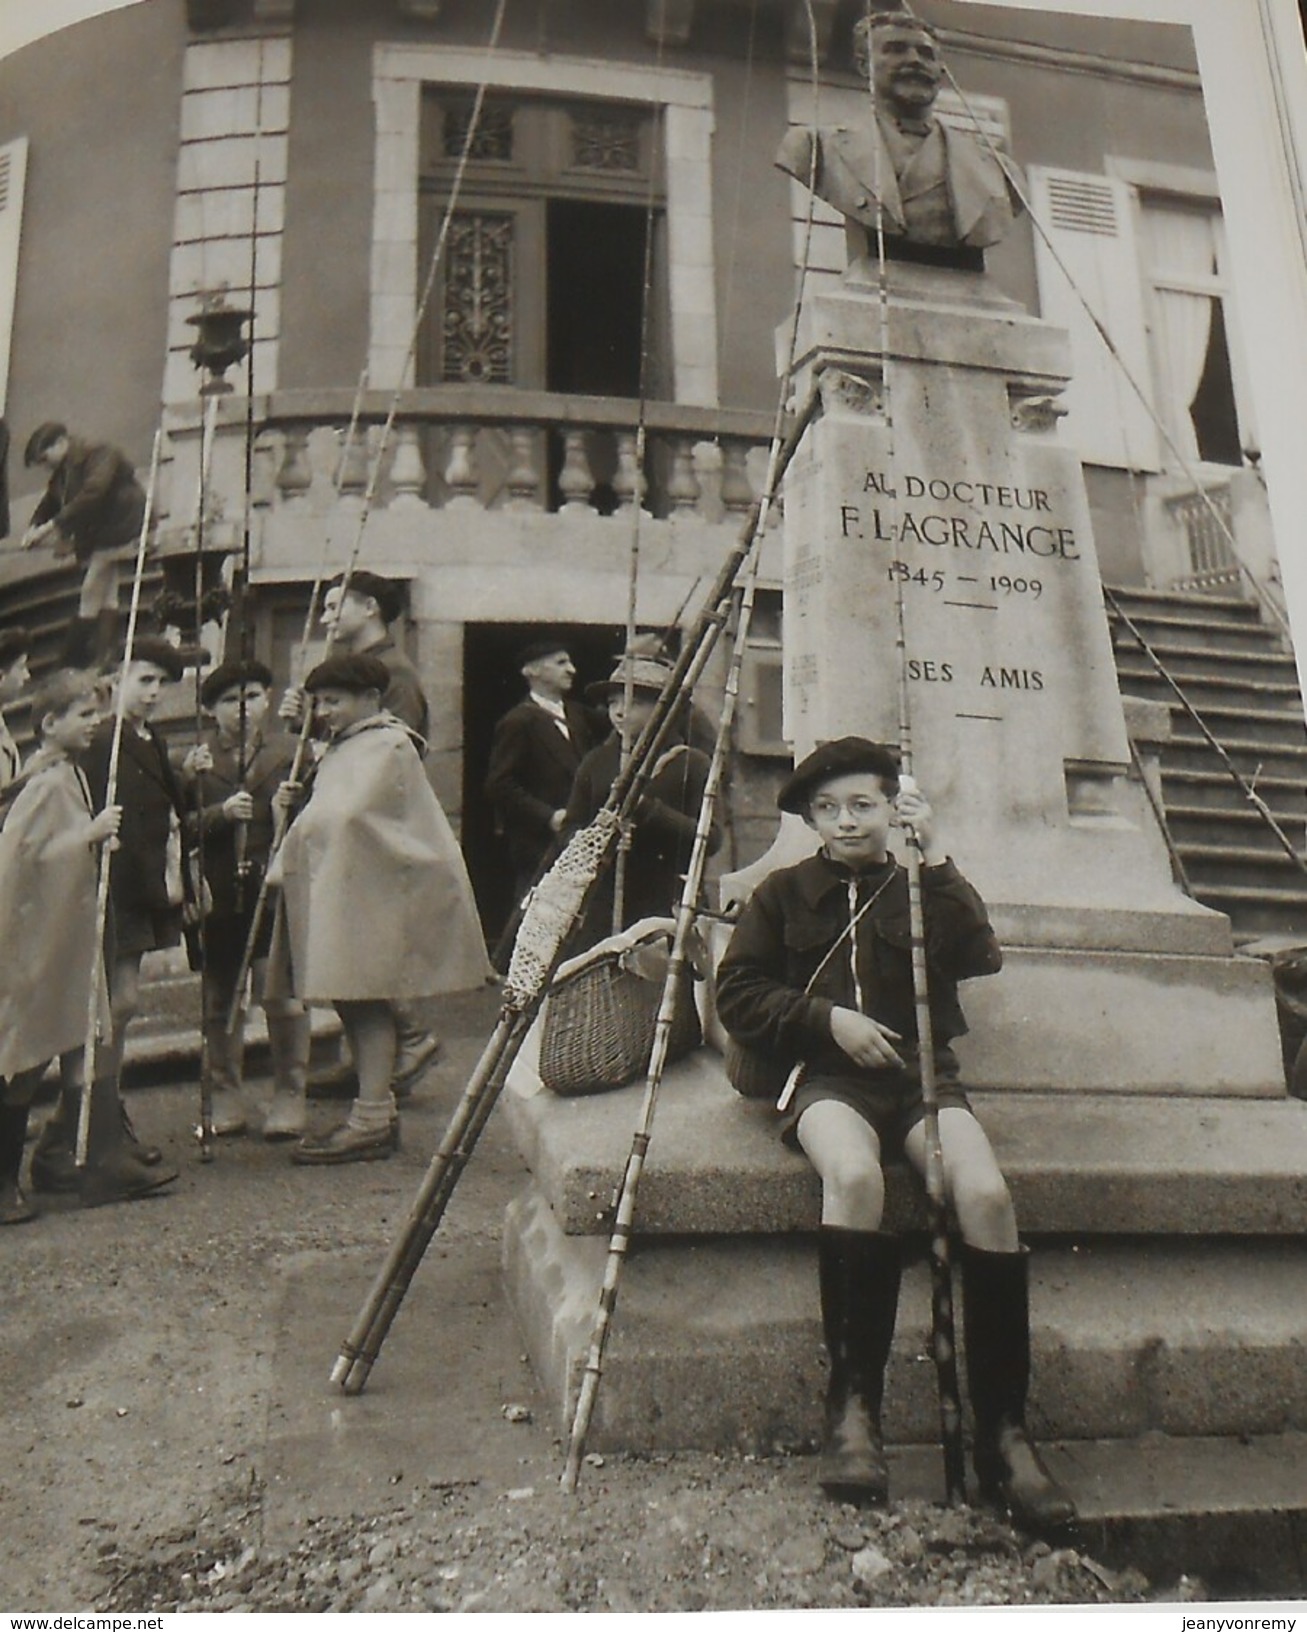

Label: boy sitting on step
[715,736,1075,1528]
[0,669,177,1218]
[180,659,312,1141]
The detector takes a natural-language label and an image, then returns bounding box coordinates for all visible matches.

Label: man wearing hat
[21,422,148,669]
[715,737,1074,1528]
[561,652,719,951]
[180,659,312,1139]
[0,626,32,790]
[266,652,491,1163]
[485,636,601,906]
[29,637,190,1191]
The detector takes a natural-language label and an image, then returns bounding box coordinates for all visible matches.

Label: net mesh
[503,809,620,1010]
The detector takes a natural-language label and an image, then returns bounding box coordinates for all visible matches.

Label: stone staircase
[1108,585,1307,943]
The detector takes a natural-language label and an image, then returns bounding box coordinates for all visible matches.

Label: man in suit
[485,636,599,905]
[775,10,1022,267]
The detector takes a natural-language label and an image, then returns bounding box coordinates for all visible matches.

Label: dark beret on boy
[24,421,67,465]
[0,626,31,669]
[328,570,403,626]
[515,634,570,669]
[777,736,901,814]
[200,658,274,709]
[121,635,185,682]
[304,652,390,696]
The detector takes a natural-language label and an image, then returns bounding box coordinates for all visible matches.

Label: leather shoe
[80,1153,178,1210]
[121,1102,163,1166]
[290,1119,399,1165]
[0,1178,38,1225]
[391,1033,442,1100]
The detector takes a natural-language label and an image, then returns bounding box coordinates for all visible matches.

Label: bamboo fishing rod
[330,386,822,1397]
[75,429,165,1168]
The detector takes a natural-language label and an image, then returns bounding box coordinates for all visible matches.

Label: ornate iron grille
[442,212,513,383]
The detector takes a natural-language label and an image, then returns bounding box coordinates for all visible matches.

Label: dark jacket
[485,697,599,877]
[82,719,191,917]
[563,732,720,950]
[361,634,429,748]
[715,850,1001,1082]
[182,727,297,921]
[31,437,147,563]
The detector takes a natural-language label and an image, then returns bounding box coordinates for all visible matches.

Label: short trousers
[780,1067,972,1161]
[112,902,182,959]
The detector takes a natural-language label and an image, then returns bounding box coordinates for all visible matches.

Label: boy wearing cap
[21,422,148,670]
[715,737,1074,1528]
[485,637,600,904]
[181,660,312,1139]
[0,668,177,1215]
[562,653,720,951]
[30,640,192,1191]
[0,626,31,789]
[268,654,491,1163]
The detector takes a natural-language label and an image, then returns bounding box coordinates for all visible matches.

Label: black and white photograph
[1,0,1307,1616]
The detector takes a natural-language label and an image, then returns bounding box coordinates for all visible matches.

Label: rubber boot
[203,1016,249,1136]
[29,1085,81,1194]
[815,1227,901,1503]
[61,616,97,668]
[961,1244,1077,1529]
[78,1077,178,1209]
[262,1011,310,1141]
[0,1102,38,1224]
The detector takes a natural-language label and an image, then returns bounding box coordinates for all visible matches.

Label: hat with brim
[304,652,390,696]
[121,635,185,683]
[515,634,571,670]
[777,736,901,814]
[200,658,274,709]
[328,570,403,626]
[24,422,67,466]
[586,655,677,704]
[0,626,31,670]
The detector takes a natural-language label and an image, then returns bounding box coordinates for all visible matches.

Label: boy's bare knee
[953,1171,1017,1248]
[821,1155,885,1222]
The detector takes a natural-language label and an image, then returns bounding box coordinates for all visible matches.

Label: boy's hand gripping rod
[76,430,165,1168]
[329,387,821,1397]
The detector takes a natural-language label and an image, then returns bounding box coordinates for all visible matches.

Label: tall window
[1138,196,1252,468]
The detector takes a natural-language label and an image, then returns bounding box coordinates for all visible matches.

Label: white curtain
[1139,206,1218,464]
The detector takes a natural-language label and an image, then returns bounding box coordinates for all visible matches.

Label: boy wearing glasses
[715,736,1074,1529]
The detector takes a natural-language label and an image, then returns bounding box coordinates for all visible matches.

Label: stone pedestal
[750,260,1281,1094]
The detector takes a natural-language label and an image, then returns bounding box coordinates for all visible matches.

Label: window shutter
[0,138,28,416]
[1028,165,1159,472]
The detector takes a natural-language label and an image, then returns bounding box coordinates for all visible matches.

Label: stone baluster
[441,423,480,508]
[720,438,755,516]
[666,436,701,517]
[557,429,596,514]
[275,424,313,509]
[389,423,429,510]
[504,426,542,511]
[335,419,371,507]
[613,431,648,515]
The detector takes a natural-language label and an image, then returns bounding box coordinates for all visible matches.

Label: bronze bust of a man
[776,11,1023,262]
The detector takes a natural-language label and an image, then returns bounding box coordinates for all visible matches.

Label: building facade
[0,0,1285,927]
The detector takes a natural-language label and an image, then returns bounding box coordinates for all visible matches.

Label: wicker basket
[540,931,702,1097]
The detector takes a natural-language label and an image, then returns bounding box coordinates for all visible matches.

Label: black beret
[24,421,67,465]
[777,737,901,814]
[304,652,390,696]
[328,570,403,626]
[0,626,31,669]
[200,658,274,709]
[515,634,571,669]
[121,635,185,682]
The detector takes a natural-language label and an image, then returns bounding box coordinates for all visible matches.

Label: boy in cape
[715,737,1075,1527]
[0,670,177,1218]
[268,653,492,1163]
[180,659,312,1139]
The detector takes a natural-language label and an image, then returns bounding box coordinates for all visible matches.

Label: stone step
[503,1051,1307,1238]
[1104,585,1263,625]
[1109,611,1288,656]
[1159,767,1305,813]
[1178,844,1307,895]
[1114,637,1298,685]
[1167,705,1307,751]
[1191,883,1307,940]
[1167,804,1307,850]
[504,1187,1307,1453]
[1117,661,1304,710]
[1160,734,1307,780]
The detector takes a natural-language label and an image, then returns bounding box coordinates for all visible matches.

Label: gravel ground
[1,985,1207,1613]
